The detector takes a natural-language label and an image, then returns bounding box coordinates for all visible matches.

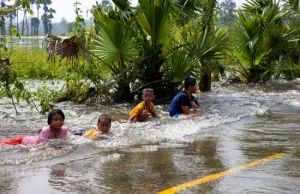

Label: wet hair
[98,114,111,123]
[142,88,154,95]
[47,109,65,125]
[184,77,197,90]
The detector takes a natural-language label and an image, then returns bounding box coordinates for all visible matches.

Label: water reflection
[0,171,16,194]
[6,36,61,48]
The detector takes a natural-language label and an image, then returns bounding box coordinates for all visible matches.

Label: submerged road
[1,82,300,193]
[158,153,285,194]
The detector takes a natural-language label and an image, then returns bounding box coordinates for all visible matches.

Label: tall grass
[6,46,70,79]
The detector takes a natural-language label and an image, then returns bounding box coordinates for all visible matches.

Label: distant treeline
[3,17,93,36]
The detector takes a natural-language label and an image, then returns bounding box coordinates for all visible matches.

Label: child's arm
[129,103,144,122]
[84,129,102,141]
[89,134,101,141]
[190,98,205,111]
[152,111,157,118]
[128,115,136,122]
[190,101,199,108]
[181,106,196,117]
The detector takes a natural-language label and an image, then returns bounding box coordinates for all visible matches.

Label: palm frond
[111,0,132,20]
[45,34,87,65]
[91,8,136,70]
[242,0,271,14]
[232,10,266,67]
[282,0,300,17]
[190,28,228,66]
[263,24,293,55]
[164,48,199,84]
[136,0,176,54]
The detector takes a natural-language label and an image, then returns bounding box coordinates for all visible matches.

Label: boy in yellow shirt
[128,88,157,122]
[84,114,111,140]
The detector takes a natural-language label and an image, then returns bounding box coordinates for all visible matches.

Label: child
[84,114,111,141]
[0,109,71,146]
[169,77,202,118]
[128,88,157,122]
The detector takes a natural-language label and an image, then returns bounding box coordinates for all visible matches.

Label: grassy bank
[6,46,70,79]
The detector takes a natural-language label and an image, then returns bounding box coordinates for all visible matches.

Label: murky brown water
[1,80,300,193]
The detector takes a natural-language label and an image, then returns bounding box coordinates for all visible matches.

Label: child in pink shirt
[0,109,71,146]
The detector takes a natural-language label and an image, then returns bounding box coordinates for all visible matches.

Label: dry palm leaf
[45,34,88,65]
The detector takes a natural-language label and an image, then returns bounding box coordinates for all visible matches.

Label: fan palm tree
[196,0,219,91]
[44,0,228,102]
[233,0,294,82]
[91,0,192,100]
[90,0,229,100]
[91,5,136,101]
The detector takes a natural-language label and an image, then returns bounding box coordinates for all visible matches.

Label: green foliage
[6,46,68,79]
[54,75,91,103]
[32,84,55,114]
[0,1,40,113]
[5,0,300,108]
[163,48,198,85]
[0,58,38,113]
[92,8,136,67]
[231,0,299,82]
[9,28,21,38]
[73,0,86,35]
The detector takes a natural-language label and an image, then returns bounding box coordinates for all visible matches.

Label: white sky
[49,0,246,22]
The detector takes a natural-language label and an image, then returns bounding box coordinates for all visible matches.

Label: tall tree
[219,0,236,34]
[0,0,6,35]
[21,9,29,35]
[30,0,41,35]
[198,0,219,92]
[41,0,55,35]
[232,0,294,82]
[31,17,39,35]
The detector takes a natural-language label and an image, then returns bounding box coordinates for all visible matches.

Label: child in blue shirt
[169,77,202,118]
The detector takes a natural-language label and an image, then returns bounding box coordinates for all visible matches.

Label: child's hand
[190,101,199,108]
[128,116,135,123]
[190,113,197,117]
[199,107,205,111]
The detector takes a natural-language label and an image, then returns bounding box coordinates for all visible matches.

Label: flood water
[0,80,300,194]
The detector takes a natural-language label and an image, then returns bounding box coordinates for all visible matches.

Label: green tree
[0,0,43,113]
[197,0,220,92]
[67,22,75,33]
[232,0,295,82]
[41,0,55,35]
[219,0,236,35]
[31,17,39,35]
[44,0,228,102]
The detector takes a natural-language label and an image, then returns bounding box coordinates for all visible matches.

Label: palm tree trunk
[22,10,26,35]
[16,10,19,30]
[199,0,217,92]
[199,66,211,91]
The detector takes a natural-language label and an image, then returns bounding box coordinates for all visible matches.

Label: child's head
[47,109,65,129]
[141,88,155,103]
[97,114,111,133]
[184,77,197,92]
